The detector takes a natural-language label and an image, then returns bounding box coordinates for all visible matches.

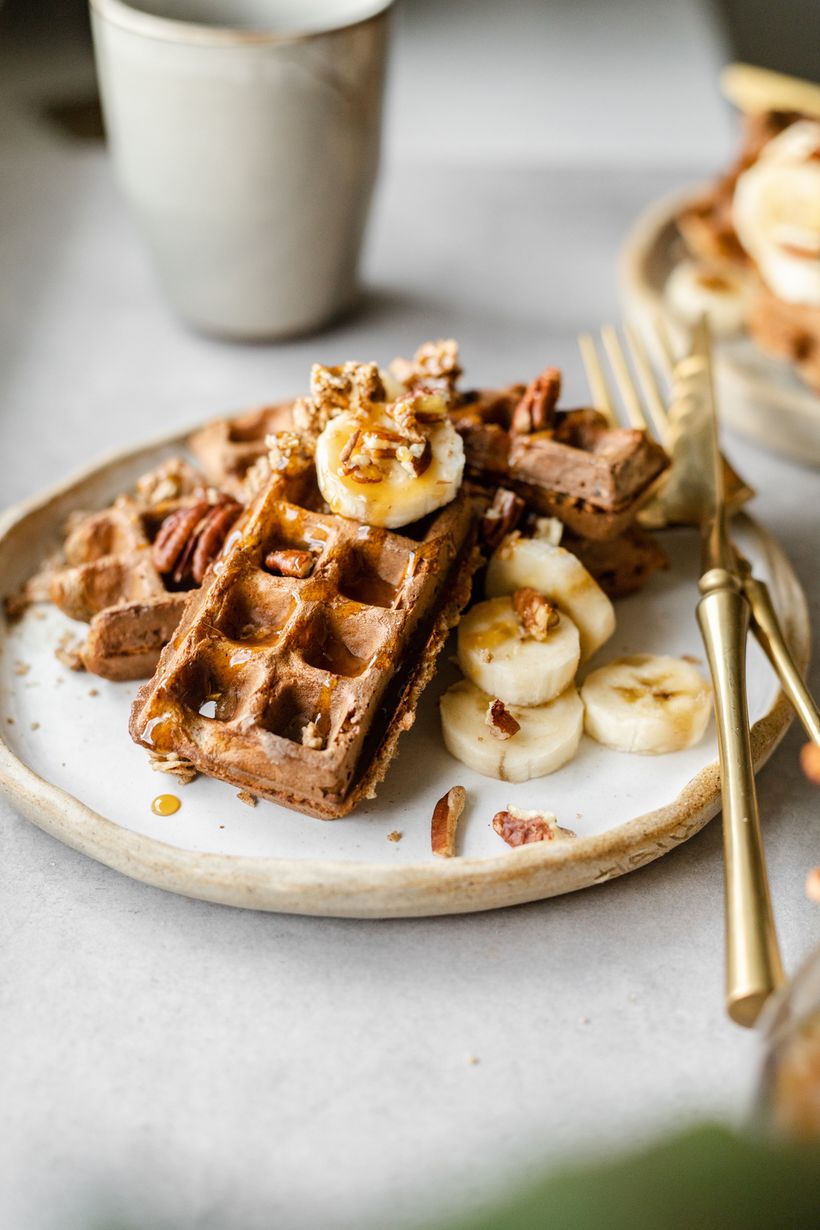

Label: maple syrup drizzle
[151,793,181,816]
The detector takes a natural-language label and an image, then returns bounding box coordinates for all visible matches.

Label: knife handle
[743,572,820,745]
[697,568,784,1027]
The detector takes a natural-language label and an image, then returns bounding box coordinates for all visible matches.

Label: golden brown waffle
[33,461,241,681]
[129,467,481,819]
[452,390,669,541]
[188,401,294,498]
[747,285,820,394]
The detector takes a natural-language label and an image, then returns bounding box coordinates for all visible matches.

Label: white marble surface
[1,5,819,1230]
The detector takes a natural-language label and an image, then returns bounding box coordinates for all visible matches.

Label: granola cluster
[389,338,463,395]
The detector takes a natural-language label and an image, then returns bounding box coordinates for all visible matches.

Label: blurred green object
[442,1125,820,1230]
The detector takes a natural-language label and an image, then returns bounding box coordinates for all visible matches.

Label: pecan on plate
[480,488,525,552]
[431,785,467,859]
[492,805,576,848]
[511,366,561,435]
[512,588,559,641]
[485,699,520,740]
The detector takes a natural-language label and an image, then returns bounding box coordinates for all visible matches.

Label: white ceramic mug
[90,0,394,339]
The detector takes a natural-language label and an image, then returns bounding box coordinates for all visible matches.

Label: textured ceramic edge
[0,430,809,918]
[620,189,820,467]
[89,0,395,46]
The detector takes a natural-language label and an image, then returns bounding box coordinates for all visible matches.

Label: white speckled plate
[621,190,820,467]
[0,429,808,916]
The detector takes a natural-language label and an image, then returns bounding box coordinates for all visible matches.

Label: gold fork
[578,321,820,1025]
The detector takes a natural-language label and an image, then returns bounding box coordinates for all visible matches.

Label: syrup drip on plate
[151,793,181,816]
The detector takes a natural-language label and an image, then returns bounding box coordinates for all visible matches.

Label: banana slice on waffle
[581,654,712,754]
[314,391,464,530]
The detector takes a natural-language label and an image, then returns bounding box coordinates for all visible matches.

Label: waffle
[561,525,669,599]
[451,390,670,540]
[189,401,294,499]
[747,285,820,394]
[32,461,241,681]
[129,466,482,819]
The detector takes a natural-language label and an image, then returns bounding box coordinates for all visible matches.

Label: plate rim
[0,426,809,917]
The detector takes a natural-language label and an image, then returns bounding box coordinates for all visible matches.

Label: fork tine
[624,322,670,443]
[600,325,649,432]
[651,312,678,381]
[578,333,617,427]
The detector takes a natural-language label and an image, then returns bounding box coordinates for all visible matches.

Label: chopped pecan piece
[485,699,520,740]
[480,487,525,552]
[512,587,559,641]
[153,498,242,586]
[190,503,242,583]
[492,805,576,848]
[431,785,467,858]
[511,366,561,435]
[264,548,315,579]
[152,502,210,575]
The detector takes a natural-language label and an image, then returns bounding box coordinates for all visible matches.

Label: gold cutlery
[579,319,820,1026]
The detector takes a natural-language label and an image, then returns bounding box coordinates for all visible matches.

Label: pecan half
[153,498,241,586]
[480,488,525,552]
[264,548,315,579]
[492,805,576,848]
[485,699,520,740]
[431,785,467,859]
[512,588,559,641]
[511,366,561,434]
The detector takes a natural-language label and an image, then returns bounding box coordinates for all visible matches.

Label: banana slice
[314,404,464,530]
[665,259,750,336]
[486,535,615,661]
[581,654,711,754]
[440,679,583,782]
[457,596,580,706]
[733,121,820,308]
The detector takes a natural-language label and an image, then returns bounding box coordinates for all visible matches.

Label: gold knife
[687,319,785,1027]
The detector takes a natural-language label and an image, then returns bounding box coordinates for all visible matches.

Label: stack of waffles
[129,444,480,818]
[190,352,670,599]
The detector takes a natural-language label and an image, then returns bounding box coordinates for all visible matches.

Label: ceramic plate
[620,190,820,467]
[0,429,808,917]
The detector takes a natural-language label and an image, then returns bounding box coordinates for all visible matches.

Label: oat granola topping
[148,749,198,785]
[390,339,462,393]
[302,720,324,750]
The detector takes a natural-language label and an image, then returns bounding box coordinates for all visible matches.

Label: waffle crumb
[466,1054,480,1066]
[6,717,14,725]
[30,722,40,731]
[148,750,198,785]
[88,688,99,698]
[387,830,402,842]
[301,721,324,750]
[236,789,257,808]
[13,661,30,676]
[55,633,84,671]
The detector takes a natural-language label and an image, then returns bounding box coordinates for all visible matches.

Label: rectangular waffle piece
[130,444,481,820]
[14,460,242,681]
[451,389,669,541]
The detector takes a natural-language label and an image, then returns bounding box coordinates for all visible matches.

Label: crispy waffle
[451,390,669,540]
[129,467,482,819]
[189,401,294,499]
[747,285,820,394]
[31,461,241,681]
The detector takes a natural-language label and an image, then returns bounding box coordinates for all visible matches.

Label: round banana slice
[665,260,750,336]
[733,121,820,308]
[457,597,580,707]
[315,408,465,530]
[581,654,711,754]
[486,535,615,661]
[440,679,584,782]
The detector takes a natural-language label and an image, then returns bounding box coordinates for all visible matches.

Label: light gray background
[1,4,819,1230]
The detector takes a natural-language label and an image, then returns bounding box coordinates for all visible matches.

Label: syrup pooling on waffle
[129,458,479,818]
